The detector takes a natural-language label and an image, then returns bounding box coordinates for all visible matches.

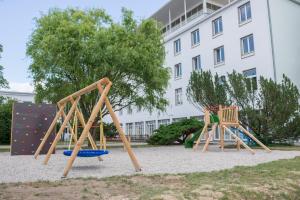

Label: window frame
[238,2,252,25]
[174,63,182,79]
[192,55,201,71]
[191,29,200,47]
[240,34,255,57]
[174,39,181,55]
[214,46,225,66]
[212,17,223,37]
[175,88,183,106]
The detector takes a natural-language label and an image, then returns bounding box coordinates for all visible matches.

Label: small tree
[0,44,9,89]
[0,97,14,144]
[187,70,300,144]
[186,70,229,112]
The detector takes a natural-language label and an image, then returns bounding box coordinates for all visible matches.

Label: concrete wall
[268,0,300,89]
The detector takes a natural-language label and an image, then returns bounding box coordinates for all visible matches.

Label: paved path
[0,146,299,183]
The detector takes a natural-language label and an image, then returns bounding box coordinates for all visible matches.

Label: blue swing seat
[63,150,109,157]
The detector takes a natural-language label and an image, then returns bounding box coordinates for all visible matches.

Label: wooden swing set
[193,105,271,154]
[34,78,141,177]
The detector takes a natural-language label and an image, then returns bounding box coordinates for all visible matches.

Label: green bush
[147,118,204,145]
[0,98,14,144]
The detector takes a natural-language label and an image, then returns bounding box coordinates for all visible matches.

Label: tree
[186,70,230,112]
[0,44,9,89]
[27,8,170,121]
[187,70,300,144]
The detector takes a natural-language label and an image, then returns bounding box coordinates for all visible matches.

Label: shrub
[0,98,14,144]
[147,118,204,145]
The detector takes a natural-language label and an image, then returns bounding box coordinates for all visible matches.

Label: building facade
[0,90,35,103]
[117,0,300,139]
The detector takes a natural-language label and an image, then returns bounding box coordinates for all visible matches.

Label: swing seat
[63,150,109,157]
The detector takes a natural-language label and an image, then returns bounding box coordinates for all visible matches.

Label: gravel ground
[1,146,300,183]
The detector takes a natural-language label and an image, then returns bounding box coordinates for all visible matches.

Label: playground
[1,146,300,183]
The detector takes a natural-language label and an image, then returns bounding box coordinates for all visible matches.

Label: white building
[0,90,35,103]
[117,0,300,139]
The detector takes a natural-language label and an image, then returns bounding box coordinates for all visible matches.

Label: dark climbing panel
[11,102,56,155]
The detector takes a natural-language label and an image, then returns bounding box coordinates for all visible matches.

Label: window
[191,29,200,46]
[158,119,170,127]
[214,46,225,65]
[126,123,133,136]
[243,68,257,90]
[135,122,144,135]
[192,55,201,70]
[241,34,254,56]
[137,105,142,112]
[119,109,123,116]
[239,2,252,24]
[173,117,187,123]
[174,39,181,55]
[175,88,183,105]
[212,17,223,36]
[127,105,132,114]
[219,75,226,84]
[145,121,156,136]
[174,63,182,78]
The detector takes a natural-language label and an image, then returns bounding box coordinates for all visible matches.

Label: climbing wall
[11,102,56,155]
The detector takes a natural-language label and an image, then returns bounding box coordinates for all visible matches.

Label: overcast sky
[0,0,169,92]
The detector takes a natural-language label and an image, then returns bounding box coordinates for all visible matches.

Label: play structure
[34,78,141,177]
[193,105,271,154]
[10,102,56,155]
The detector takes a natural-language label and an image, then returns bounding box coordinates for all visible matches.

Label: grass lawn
[1,156,300,200]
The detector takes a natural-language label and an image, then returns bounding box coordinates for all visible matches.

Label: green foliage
[27,8,169,120]
[147,118,204,145]
[0,44,9,89]
[0,97,14,144]
[187,70,300,144]
[186,71,229,112]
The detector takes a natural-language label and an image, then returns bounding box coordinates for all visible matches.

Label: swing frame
[34,78,141,177]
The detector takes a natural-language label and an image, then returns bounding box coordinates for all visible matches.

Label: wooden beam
[58,78,110,105]
[34,103,65,159]
[43,97,80,165]
[202,124,217,152]
[238,125,271,152]
[62,82,112,177]
[97,83,142,172]
[223,126,255,154]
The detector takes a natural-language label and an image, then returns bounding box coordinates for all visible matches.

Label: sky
[0,0,169,93]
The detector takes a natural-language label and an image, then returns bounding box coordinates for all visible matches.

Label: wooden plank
[58,78,110,105]
[34,104,65,159]
[223,126,255,154]
[202,124,217,152]
[97,83,142,172]
[62,82,112,177]
[238,125,271,152]
[43,97,80,165]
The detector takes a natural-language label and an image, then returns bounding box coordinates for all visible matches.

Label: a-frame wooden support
[34,78,141,178]
[193,105,271,154]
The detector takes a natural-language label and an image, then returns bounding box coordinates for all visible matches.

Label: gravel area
[1,146,300,183]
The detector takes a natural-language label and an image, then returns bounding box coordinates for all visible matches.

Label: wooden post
[34,103,65,159]
[223,126,255,154]
[238,125,271,152]
[62,82,112,177]
[202,124,217,152]
[97,84,142,172]
[43,97,80,165]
